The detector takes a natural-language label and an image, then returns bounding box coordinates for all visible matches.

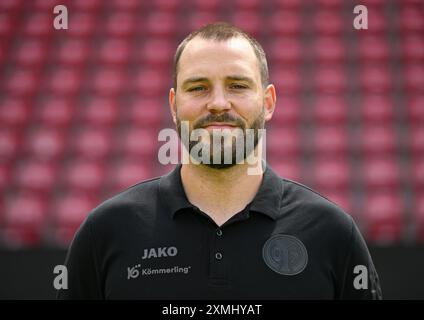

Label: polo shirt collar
[158,162,284,220]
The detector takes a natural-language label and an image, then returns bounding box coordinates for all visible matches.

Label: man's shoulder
[86,175,163,225]
[275,176,358,247]
[279,176,354,231]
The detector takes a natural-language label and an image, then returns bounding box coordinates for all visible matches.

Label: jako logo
[142,247,178,259]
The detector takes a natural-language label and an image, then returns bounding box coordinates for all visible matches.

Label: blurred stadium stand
[0,0,423,250]
[0,0,424,299]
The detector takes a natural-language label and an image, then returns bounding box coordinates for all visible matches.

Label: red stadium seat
[231,11,262,38]
[132,69,166,97]
[359,125,397,156]
[407,95,424,125]
[109,0,142,11]
[272,67,302,95]
[105,12,137,37]
[145,12,177,38]
[314,66,347,94]
[45,68,82,96]
[313,11,344,35]
[270,11,302,36]
[364,9,388,34]
[0,42,7,66]
[62,158,105,192]
[272,0,303,10]
[125,98,164,127]
[271,95,302,127]
[3,192,49,247]
[363,193,404,243]
[187,12,219,32]
[72,127,112,159]
[13,159,58,193]
[312,95,348,126]
[21,13,52,37]
[358,36,390,63]
[311,36,346,63]
[0,128,21,162]
[115,127,158,158]
[411,157,424,192]
[268,158,302,183]
[267,38,303,65]
[410,126,424,156]
[267,127,302,158]
[0,13,15,39]
[415,196,424,242]
[78,98,118,128]
[152,0,179,11]
[91,68,125,97]
[13,38,47,67]
[72,0,101,11]
[0,0,23,11]
[107,159,154,193]
[138,39,174,68]
[66,13,97,38]
[0,162,11,192]
[234,0,261,11]
[399,7,424,34]
[0,98,31,129]
[98,39,131,65]
[55,39,90,66]
[399,0,423,6]
[360,94,395,124]
[362,157,402,191]
[32,0,63,10]
[36,98,75,128]
[50,192,98,247]
[404,64,424,93]
[317,0,344,9]
[360,65,392,93]
[312,126,348,156]
[24,127,66,160]
[402,35,424,62]
[360,0,385,7]
[5,69,39,97]
[312,158,351,191]
[192,0,221,12]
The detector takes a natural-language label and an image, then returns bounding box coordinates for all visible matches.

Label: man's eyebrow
[181,77,209,86]
[181,75,255,87]
[226,75,255,84]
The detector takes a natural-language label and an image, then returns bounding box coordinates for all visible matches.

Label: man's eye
[188,86,206,92]
[230,84,248,89]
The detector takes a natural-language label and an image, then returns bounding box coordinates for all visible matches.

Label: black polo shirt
[58,163,382,300]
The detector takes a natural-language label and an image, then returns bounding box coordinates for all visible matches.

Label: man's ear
[264,84,276,122]
[169,88,177,125]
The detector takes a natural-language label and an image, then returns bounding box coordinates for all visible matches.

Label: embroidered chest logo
[142,246,178,259]
[262,234,308,276]
[127,246,191,279]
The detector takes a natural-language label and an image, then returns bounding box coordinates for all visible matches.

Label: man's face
[169,36,276,169]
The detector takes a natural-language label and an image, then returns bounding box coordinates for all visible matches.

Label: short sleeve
[56,216,103,300]
[338,218,383,300]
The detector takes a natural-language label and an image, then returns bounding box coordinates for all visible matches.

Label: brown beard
[176,107,265,169]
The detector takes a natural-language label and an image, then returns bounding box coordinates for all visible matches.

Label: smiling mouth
[202,123,238,130]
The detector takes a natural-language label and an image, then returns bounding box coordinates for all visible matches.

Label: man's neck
[180,161,264,226]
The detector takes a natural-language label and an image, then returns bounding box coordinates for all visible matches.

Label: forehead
[177,37,260,82]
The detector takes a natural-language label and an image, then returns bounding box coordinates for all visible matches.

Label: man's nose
[207,86,231,113]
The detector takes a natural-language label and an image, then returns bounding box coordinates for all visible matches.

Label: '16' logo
[127,264,141,279]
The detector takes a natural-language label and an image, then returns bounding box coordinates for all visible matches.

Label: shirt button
[216,229,223,236]
[215,252,223,260]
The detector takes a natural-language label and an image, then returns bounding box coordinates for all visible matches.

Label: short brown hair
[173,22,269,89]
